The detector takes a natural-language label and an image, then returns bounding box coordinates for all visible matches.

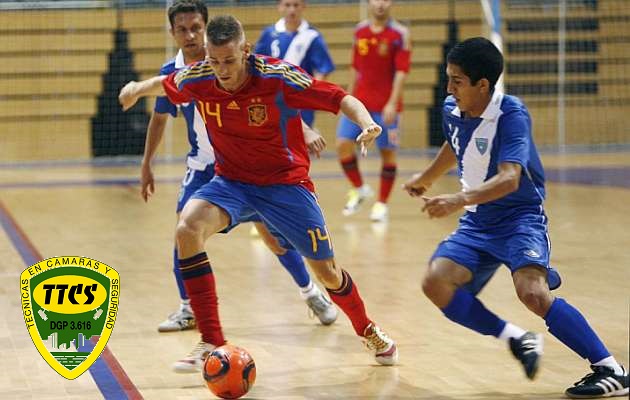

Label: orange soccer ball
[203,344,256,399]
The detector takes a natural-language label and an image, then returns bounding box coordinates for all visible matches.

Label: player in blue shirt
[254,0,335,127]
[403,37,628,398]
[143,0,337,337]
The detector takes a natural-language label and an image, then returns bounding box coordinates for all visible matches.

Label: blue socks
[277,249,311,288]
[441,290,611,365]
[544,297,610,363]
[441,288,506,337]
[173,248,188,300]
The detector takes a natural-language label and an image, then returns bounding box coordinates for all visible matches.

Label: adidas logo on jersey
[524,249,540,258]
[227,101,240,110]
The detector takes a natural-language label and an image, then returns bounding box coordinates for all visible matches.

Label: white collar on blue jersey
[175,49,186,69]
[479,90,504,120]
[451,90,504,120]
[274,18,310,33]
[175,36,208,68]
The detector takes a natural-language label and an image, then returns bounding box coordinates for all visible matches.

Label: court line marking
[2,144,630,170]
[1,166,630,189]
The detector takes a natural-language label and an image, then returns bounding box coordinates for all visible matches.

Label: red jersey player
[145,0,336,334]
[119,14,398,372]
[336,0,411,222]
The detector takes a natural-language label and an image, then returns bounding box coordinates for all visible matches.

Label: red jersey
[163,54,346,190]
[352,19,411,112]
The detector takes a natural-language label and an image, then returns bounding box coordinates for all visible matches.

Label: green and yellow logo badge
[20,256,119,379]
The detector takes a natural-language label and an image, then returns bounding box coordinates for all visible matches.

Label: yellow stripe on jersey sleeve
[174,62,215,89]
[254,58,312,90]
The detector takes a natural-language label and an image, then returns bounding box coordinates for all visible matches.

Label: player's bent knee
[517,288,552,316]
[421,274,443,303]
[421,266,462,308]
[175,219,202,243]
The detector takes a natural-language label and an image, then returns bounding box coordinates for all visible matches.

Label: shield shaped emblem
[378,40,389,56]
[20,256,119,379]
[475,137,489,155]
[248,104,267,127]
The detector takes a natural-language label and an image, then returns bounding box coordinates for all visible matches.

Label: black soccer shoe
[509,331,543,380]
[565,365,629,398]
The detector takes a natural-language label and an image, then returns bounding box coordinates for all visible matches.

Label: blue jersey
[255,19,335,77]
[154,50,215,170]
[442,91,546,225]
[255,19,335,126]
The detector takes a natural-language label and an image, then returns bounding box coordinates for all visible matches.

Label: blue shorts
[191,176,334,260]
[431,212,562,294]
[336,112,399,149]
[176,165,215,213]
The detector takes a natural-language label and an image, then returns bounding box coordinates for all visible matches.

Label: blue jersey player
[143,0,336,336]
[254,0,335,127]
[403,37,628,398]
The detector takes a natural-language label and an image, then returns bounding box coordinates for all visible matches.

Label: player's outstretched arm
[403,142,457,197]
[119,76,167,111]
[339,95,382,156]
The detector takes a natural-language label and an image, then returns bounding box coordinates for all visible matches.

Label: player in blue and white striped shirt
[403,37,628,399]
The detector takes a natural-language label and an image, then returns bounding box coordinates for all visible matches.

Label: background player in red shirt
[119,14,398,372]
[336,0,410,222]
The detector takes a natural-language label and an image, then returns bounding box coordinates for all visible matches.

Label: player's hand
[140,163,155,202]
[382,102,397,126]
[402,172,431,197]
[421,193,465,219]
[356,123,382,156]
[303,126,326,158]
[119,81,140,111]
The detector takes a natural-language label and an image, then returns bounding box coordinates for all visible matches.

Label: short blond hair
[206,15,245,47]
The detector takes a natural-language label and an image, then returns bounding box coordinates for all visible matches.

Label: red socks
[179,254,374,342]
[379,163,397,203]
[327,270,371,336]
[179,252,225,346]
[340,155,363,188]
[342,156,397,204]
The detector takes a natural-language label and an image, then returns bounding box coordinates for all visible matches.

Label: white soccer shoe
[172,341,216,373]
[343,184,374,216]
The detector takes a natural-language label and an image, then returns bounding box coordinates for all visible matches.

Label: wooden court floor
[1,152,628,400]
